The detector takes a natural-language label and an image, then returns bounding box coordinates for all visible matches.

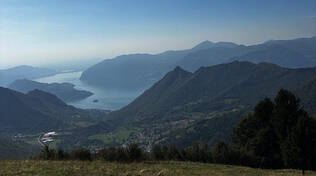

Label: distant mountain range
[9,79,93,102]
[2,36,316,157]
[0,65,57,86]
[104,61,316,147]
[80,36,316,90]
[2,60,316,155]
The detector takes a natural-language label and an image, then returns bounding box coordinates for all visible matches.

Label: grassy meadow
[0,160,315,176]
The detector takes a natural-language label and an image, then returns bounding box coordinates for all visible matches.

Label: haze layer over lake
[34,71,142,110]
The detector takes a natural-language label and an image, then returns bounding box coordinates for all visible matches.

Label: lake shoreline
[33,71,142,110]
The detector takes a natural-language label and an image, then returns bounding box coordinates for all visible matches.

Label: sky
[1,0,316,68]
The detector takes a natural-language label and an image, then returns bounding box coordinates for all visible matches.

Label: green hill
[0,87,106,133]
[112,61,316,122]
[0,138,40,159]
[102,61,316,147]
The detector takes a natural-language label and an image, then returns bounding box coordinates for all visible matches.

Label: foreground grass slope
[0,161,315,176]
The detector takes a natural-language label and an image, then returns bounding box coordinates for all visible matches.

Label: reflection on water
[34,71,143,110]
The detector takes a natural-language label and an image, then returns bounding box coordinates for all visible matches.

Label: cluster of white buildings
[40,131,58,145]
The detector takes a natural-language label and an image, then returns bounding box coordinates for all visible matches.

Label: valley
[3,59,316,156]
[2,1,316,174]
[2,37,316,158]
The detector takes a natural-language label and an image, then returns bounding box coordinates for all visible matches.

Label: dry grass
[0,160,315,176]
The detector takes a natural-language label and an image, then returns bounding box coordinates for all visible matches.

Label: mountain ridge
[103,61,316,147]
[9,79,93,102]
[0,87,104,134]
[0,65,57,86]
[81,36,316,90]
[80,39,241,90]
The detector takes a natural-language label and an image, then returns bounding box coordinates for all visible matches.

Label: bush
[127,143,143,162]
[39,146,57,160]
[70,149,92,161]
[212,142,232,164]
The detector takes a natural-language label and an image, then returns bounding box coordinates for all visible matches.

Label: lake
[34,71,143,110]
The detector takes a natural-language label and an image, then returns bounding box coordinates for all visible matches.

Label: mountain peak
[199,40,214,45]
[155,66,189,82]
[173,66,186,72]
[169,66,192,79]
[214,42,239,48]
[192,40,238,51]
[192,40,215,51]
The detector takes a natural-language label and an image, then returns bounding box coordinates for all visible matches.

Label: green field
[88,127,141,145]
[0,161,315,176]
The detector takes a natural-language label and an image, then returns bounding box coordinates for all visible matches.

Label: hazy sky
[1,0,316,68]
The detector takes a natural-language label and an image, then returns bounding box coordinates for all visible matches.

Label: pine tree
[152,144,164,160]
[212,142,231,164]
[232,89,316,171]
[127,143,142,162]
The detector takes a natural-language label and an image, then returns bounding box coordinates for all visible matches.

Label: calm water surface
[34,71,143,110]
